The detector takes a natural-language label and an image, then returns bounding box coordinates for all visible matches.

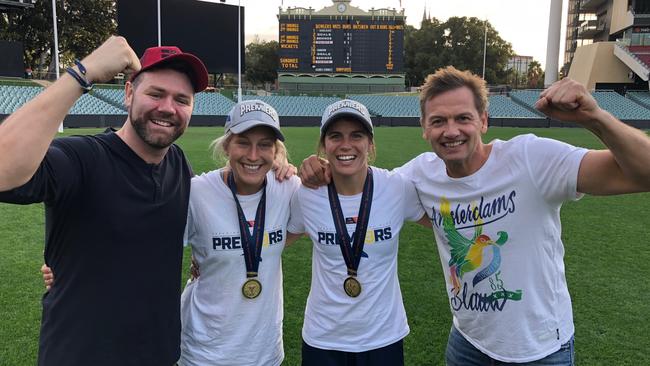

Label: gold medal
[343,276,362,297]
[242,278,262,299]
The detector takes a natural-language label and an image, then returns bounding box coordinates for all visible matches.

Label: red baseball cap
[129,46,208,92]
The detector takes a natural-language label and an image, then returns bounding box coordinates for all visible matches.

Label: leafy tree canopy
[0,0,116,71]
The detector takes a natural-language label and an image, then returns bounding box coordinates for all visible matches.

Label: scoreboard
[278,18,404,74]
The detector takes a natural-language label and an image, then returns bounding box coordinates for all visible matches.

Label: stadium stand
[592,90,650,120]
[242,95,339,116]
[193,92,236,116]
[488,95,541,118]
[510,90,544,111]
[627,45,650,69]
[0,85,43,114]
[626,91,650,110]
[92,87,127,110]
[67,94,126,115]
[3,84,650,128]
[347,95,420,117]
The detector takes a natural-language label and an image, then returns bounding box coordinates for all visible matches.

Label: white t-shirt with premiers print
[397,134,588,363]
[288,166,425,352]
[179,169,300,366]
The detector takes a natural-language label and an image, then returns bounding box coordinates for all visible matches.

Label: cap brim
[131,53,209,92]
[228,120,285,141]
[321,111,373,136]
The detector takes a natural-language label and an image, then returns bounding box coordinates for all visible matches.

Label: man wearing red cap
[0,36,208,366]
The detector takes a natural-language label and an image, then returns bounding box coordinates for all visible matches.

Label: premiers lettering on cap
[240,102,279,123]
[327,100,367,117]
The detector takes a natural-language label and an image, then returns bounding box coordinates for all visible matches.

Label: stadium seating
[347,95,420,117]
[4,83,650,124]
[510,90,544,110]
[193,92,236,115]
[0,84,126,115]
[92,88,126,110]
[591,90,650,120]
[488,95,541,118]
[628,45,650,68]
[626,91,650,109]
[0,85,44,114]
[242,95,340,116]
[68,94,126,115]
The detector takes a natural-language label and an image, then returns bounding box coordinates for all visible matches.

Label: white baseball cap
[320,99,373,136]
[225,100,284,141]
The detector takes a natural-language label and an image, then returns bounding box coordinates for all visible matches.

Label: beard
[128,103,186,150]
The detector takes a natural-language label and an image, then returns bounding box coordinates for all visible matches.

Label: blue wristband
[66,60,93,93]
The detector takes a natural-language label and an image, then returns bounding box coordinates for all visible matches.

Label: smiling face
[225,126,278,195]
[321,118,374,180]
[421,86,490,178]
[125,68,194,150]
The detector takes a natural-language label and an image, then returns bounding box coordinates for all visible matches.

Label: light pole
[482,19,487,80]
[51,0,63,132]
[157,0,161,46]
[237,0,242,102]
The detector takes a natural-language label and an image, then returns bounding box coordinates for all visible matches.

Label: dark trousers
[301,339,404,366]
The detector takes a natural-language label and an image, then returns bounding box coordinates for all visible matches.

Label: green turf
[1,126,649,365]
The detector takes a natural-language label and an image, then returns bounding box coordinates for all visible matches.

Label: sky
[233,0,569,71]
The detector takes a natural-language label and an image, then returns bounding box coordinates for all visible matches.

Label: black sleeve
[0,137,88,206]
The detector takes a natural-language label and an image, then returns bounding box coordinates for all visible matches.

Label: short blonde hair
[419,66,489,122]
[210,131,289,167]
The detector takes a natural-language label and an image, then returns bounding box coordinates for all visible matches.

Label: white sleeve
[183,203,196,247]
[523,135,588,204]
[401,175,426,222]
[287,188,305,234]
[392,153,421,180]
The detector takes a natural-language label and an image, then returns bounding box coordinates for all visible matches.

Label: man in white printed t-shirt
[395,66,650,365]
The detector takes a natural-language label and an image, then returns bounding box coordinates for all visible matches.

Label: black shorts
[301,339,404,366]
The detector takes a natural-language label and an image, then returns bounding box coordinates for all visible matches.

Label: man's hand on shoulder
[299,155,330,189]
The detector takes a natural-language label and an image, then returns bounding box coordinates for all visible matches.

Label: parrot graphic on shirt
[440,198,508,294]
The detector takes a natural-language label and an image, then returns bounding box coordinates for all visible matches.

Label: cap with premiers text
[225,100,284,141]
[320,99,373,136]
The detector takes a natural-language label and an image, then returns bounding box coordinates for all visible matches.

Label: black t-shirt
[0,131,192,366]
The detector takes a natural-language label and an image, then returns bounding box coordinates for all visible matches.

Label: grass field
[1,126,649,365]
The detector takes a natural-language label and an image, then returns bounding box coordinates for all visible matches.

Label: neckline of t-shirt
[104,130,166,169]
[216,168,265,201]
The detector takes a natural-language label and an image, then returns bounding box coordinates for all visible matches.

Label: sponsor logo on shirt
[212,228,284,250]
[316,222,392,247]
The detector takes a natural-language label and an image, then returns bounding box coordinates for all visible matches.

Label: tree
[403,16,514,86]
[526,60,544,88]
[0,0,115,73]
[403,19,445,87]
[244,39,279,88]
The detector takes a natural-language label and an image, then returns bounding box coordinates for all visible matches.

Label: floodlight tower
[544,0,563,86]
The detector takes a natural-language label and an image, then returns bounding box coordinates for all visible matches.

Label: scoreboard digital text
[278,18,404,74]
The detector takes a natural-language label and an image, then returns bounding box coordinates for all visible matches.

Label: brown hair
[419,66,488,122]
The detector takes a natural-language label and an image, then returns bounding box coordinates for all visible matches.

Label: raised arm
[535,78,650,195]
[0,36,140,191]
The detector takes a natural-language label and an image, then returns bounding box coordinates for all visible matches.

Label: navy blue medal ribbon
[327,167,374,279]
[227,171,267,280]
